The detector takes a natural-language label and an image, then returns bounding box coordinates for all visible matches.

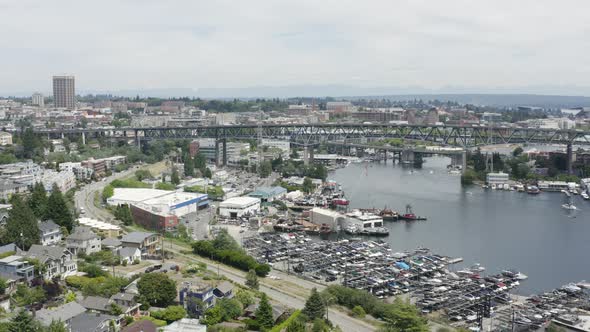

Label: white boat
[582,192,589,200]
[561,203,577,210]
[562,189,571,197]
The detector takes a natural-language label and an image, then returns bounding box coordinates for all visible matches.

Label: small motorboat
[562,203,578,210]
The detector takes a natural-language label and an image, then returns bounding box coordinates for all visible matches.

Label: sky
[2,0,590,97]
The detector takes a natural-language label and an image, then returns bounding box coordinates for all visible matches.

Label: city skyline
[1,1,590,96]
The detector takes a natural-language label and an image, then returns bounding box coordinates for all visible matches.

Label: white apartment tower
[32,92,44,107]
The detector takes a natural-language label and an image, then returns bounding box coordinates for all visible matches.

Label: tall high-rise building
[31,92,44,107]
[52,75,76,109]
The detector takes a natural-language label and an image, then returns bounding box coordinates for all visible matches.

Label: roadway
[74,167,139,222]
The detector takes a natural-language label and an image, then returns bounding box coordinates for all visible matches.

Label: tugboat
[380,208,399,221]
[398,204,427,221]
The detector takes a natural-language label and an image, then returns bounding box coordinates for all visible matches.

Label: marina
[329,156,590,295]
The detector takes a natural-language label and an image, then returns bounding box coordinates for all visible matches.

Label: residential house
[38,220,62,246]
[122,319,157,332]
[0,243,18,255]
[120,232,160,256]
[69,312,117,332]
[101,237,122,252]
[0,132,12,146]
[179,282,216,317]
[66,226,101,255]
[0,180,28,201]
[160,318,207,332]
[19,244,77,279]
[36,302,87,327]
[213,281,234,299]
[78,293,140,321]
[0,255,35,283]
[118,247,141,264]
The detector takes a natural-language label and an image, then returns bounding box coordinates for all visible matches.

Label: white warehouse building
[219,197,260,219]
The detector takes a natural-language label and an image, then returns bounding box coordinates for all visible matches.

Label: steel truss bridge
[33,123,590,147]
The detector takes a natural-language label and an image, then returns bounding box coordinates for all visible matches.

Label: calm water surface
[330,156,590,295]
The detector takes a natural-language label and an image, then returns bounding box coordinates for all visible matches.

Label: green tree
[245,269,259,290]
[203,167,212,179]
[29,182,48,219]
[151,305,186,323]
[547,322,567,332]
[21,127,40,159]
[260,161,272,178]
[201,305,223,326]
[218,298,243,321]
[135,169,152,181]
[171,167,180,185]
[255,293,274,329]
[302,177,314,194]
[64,291,76,303]
[352,305,366,318]
[114,204,134,226]
[46,320,67,332]
[183,154,195,177]
[311,318,330,332]
[512,146,524,157]
[380,299,428,332]
[303,288,325,321]
[102,185,114,202]
[8,310,41,332]
[4,195,39,250]
[45,185,74,232]
[137,273,177,307]
[0,278,6,295]
[235,288,255,308]
[286,318,306,332]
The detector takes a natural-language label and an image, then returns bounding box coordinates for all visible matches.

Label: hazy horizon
[2,1,590,96]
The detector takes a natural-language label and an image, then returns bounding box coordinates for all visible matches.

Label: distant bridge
[31,123,590,147]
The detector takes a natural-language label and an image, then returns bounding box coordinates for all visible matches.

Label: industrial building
[107,188,209,231]
[309,208,346,230]
[219,197,260,218]
[248,186,287,202]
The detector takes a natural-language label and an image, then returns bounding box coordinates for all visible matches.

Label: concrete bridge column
[401,150,414,164]
[303,145,314,165]
[383,149,387,162]
[134,130,140,149]
[567,143,573,175]
[81,132,86,145]
[215,139,220,166]
[222,138,227,167]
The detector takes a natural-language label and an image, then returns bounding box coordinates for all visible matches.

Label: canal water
[329,156,590,295]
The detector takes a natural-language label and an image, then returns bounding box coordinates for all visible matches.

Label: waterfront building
[52,75,76,109]
[248,186,287,202]
[486,172,509,186]
[219,197,260,218]
[310,207,346,230]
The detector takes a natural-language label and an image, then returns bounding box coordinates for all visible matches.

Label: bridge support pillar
[462,151,467,174]
[383,150,387,162]
[134,130,140,149]
[567,143,573,175]
[215,140,220,167]
[303,146,314,165]
[401,150,414,164]
[81,132,86,145]
[222,138,227,167]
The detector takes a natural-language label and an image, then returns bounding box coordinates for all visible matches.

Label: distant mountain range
[6,84,590,108]
[82,85,590,108]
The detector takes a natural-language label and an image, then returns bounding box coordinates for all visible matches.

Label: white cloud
[1,0,590,95]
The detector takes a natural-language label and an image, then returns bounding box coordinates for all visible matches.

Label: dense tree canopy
[137,273,177,307]
[3,195,39,250]
[45,185,74,232]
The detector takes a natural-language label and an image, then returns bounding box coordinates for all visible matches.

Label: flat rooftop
[109,188,172,203]
[78,217,121,231]
[220,196,260,208]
